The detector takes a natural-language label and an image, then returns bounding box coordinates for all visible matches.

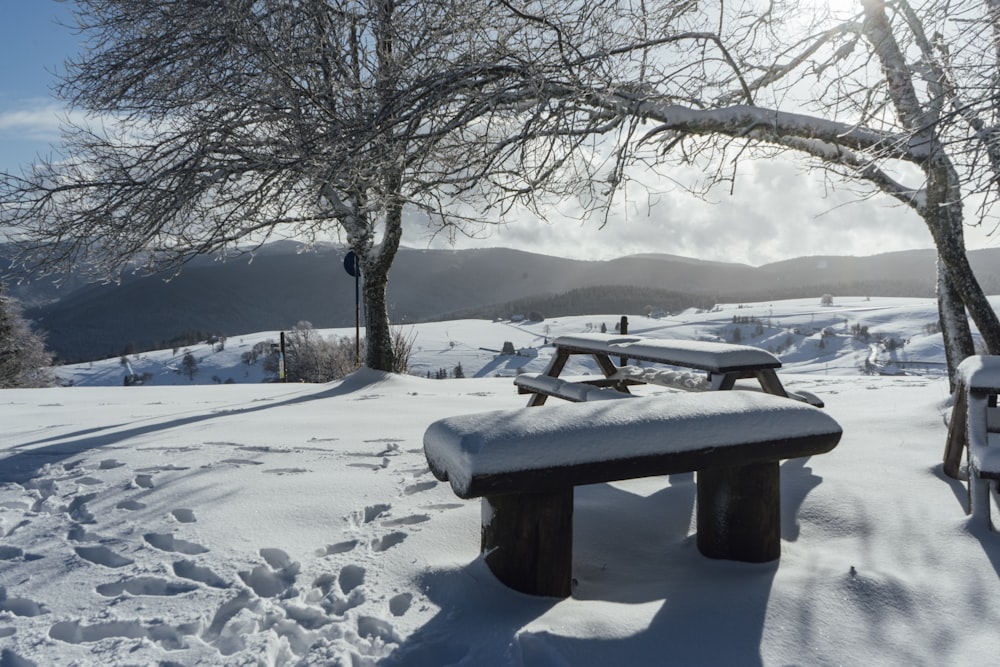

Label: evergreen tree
[181,350,198,380]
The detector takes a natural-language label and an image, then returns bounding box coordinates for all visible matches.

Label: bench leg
[970,474,994,530]
[481,490,574,597]
[942,385,968,480]
[697,461,780,562]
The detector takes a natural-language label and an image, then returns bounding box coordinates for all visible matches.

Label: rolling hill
[5,241,1000,362]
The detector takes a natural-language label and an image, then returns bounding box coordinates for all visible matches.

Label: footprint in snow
[74,545,134,568]
[95,576,198,597]
[131,474,155,489]
[364,504,392,523]
[316,540,358,557]
[383,514,430,527]
[389,592,413,617]
[67,524,101,543]
[116,499,146,511]
[173,559,230,589]
[0,586,48,617]
[357,616,401,645]
[338,564,365,594]
[171,508,196,523]
[238,548,299,598]
[67,493,98,523]
[371,532,407,552]
[309,570,365,615]
[422,503,464,511]
[143,532,209,555]
[0,546,42,562]
[49,618,188,650]
[403,481,437,495]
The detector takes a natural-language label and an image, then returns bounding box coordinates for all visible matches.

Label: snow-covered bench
[516,333,823,407]
[423,392,843,597]
[943,356,1000,527]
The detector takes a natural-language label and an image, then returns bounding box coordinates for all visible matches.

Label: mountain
[6,241,1000,362]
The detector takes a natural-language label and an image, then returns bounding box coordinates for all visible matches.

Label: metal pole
[355,268,361,365]
[279,330,287,383]
[619,315,629,366]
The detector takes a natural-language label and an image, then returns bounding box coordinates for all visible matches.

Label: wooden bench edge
[439,430,842,499]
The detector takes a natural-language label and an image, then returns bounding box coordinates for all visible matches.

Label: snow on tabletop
[553,333,780,370]
[957,355,1000,391]
[611,365,709,391]
[423,392,841,496]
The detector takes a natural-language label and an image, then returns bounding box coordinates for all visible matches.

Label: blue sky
[0,2,986,266]
[0,2,80,167]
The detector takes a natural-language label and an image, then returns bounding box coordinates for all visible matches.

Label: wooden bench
[517,333,823,408]
[942,355,1000,527]
[423,392,843,597]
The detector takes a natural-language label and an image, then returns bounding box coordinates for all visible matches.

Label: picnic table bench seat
[424,392,843,597]
[512,373,638,403]
[943,355,1000,527]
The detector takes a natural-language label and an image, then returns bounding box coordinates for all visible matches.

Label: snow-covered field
[57,296,952,388]
[3,297,1000,665]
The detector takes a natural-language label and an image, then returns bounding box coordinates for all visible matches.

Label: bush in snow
[0,283,54,388]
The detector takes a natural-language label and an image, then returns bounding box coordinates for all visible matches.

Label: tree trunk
[937,241,1000,355]
[937,260,975,393]
[922,156,1000,369]
[360,179,405,373]
[362,261,394,372]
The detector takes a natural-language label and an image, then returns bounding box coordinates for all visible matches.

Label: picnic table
[516,333,822,407]
[943,355,1000,527]
[424,392,842,596]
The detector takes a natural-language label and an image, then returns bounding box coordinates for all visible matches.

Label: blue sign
[344,251,360,277]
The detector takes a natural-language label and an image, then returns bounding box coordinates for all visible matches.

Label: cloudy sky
[3,2,995,267]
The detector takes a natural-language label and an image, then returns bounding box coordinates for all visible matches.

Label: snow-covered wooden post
[481,491,574,597]
[697,462,781,562]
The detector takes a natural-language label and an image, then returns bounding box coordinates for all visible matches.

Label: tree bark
[858,0,1000,379]
[360,175,405,373]
[938,261,975,392]
[362,260,394,372]
[922,156,1000,363]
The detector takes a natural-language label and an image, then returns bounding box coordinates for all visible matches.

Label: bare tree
[6,0,994,384]
[514,0,1000,382]
[0,282,54,388]
[0,0,628,371]
[280,321,358,383]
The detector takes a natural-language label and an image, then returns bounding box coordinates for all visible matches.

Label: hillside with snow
[56,296,955,388]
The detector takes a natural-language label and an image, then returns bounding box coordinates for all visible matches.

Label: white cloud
[0,99,66,140]
[5,99,994,265]
[403,155,945,265]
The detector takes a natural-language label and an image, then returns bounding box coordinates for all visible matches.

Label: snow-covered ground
[3,297,1000,665]
[56,296,954,388]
